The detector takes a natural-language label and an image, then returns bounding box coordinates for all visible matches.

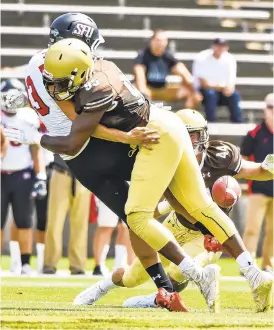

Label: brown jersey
[176,140,242,230]
[74,59,150,131]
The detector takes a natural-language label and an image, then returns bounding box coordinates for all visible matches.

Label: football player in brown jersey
[5,40,274,312]
[73,110,274,311]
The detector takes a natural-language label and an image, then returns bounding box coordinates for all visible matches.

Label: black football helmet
[49,12,104,52]
[1,79,28,113]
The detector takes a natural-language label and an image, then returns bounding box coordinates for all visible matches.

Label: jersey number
[216,146,229,159]
[26,65,49,116]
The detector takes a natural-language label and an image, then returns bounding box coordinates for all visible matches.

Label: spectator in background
[193,38,243,122]
[1,81,47,275]
[93,199,134,276]
[241,93,274,272]
[134,30,201,108]
[43,155,90,275]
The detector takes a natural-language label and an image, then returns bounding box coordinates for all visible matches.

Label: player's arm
[93,124,159,148]
[234,157,273,181]
[40,84,114,155]
[41,109,105,155]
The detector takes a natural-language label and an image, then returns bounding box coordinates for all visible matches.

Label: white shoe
[195,264,220,313]
[123,292,157,308]
[73,280,109,306]
[21,264,33,275]
[242,265,273,312]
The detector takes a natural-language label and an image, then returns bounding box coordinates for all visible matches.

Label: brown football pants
[44,169,90,270]
[243,194,274,269]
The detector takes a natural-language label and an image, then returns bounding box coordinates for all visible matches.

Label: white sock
[99,273,117,291]
[99,244,110,269]
[178,255,203,282]
[236,251,254,269]
[114,245,127,269]
[9,241,21,270]
[36,243,45,273]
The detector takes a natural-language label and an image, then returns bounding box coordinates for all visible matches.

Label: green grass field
[1,256,273,329]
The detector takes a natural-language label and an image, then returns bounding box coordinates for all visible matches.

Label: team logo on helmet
[50,28,59,37]
[72,23,94,39]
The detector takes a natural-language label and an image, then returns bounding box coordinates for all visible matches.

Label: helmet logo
[72,23,94,39]
[50,29,59,37]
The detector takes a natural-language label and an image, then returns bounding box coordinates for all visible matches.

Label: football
[212,175,242,208]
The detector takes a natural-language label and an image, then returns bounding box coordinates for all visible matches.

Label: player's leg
[67,138,176,306]
[262,197,274,270]
[43,169,70,273]
[11,170,35,274]
[126,108,221,310]
[242,194,267,260]
[93,200,119,275]
[35,184,49,273]
[115,220,134,267]
[168,135,273,311]
[9,221,22,273]
[67,178,90,274]
[1,174,10,251]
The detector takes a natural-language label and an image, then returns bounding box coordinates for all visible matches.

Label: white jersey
[1,108,38,171]
[26,49,87,160]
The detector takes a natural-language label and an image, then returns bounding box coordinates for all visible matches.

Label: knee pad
[127,211,175,251]
[190,203,237,244]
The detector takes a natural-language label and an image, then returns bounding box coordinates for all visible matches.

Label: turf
[1,257,273,329]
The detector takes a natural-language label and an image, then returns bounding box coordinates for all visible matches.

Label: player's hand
[204,234,223,252]
[4,120,42,145]
[31,178,47,199]
[126,127,160,150]
[262,154,274,175]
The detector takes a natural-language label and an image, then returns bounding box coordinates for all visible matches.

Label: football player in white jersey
[1,80,47,274]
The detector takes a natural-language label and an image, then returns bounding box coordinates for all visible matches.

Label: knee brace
[127,211,175,251]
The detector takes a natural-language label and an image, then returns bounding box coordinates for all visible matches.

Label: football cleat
[242,265,273,312]
[123,293,157,308]
[156,288,189,312]
[195,264,220,313]
[73,280,109,306]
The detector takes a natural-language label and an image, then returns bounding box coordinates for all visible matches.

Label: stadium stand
[1,0,273,123]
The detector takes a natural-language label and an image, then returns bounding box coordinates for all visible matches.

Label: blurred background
[1,0,273,275]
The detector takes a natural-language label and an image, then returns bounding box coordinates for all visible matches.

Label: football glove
[31,174,47,199]
[4,119,42,145]
[204,234,223,253]
[262,154,274,175]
